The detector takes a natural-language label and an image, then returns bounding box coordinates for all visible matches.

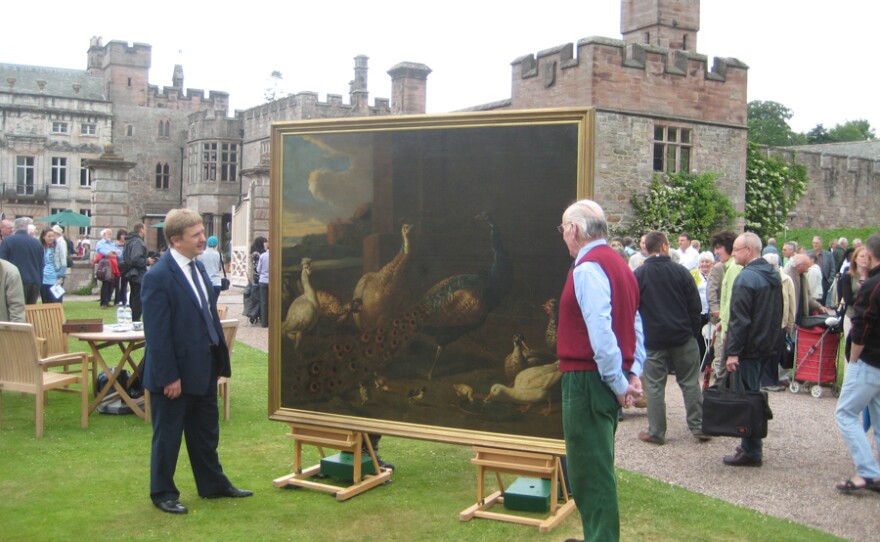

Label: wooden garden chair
[25,303,92,393]
[218,319,239,421]
[0,322,89,438]
[216,304,229,319]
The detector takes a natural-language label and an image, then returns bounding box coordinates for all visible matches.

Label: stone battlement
[236,91,391,121]
[765,145,880,229]
[510,37,748,126]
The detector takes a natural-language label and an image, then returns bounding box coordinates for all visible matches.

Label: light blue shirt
[257,250,269,285]
[42,247,59,285]
[572,239,646,396]
[96,239,118,257]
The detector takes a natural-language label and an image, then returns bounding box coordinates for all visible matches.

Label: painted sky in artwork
[281,133,374,240]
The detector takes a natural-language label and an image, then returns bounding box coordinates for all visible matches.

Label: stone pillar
[83,144,136,241]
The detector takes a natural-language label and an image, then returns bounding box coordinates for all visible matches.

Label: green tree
[827,119,875,142]
[806,124,830,144]
[744,143,807,240]
[264,70,285,102]
[747,100,806,146]
[627,172,737,244]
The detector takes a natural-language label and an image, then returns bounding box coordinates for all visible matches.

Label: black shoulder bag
[702,371,773,439]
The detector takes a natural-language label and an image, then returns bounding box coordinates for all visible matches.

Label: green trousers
[562,371,620,542]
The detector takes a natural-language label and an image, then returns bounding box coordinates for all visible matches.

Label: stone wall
[767,147,880,229]
[594,110,747,228]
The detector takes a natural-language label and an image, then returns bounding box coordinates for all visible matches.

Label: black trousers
[129,280,143,321]
[22,282,39,305]
[100,280,114,307]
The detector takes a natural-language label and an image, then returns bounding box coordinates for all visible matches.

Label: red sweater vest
[557,244,639,373]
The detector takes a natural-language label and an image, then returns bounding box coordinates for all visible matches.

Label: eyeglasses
[731,245,746,252]
[557,223,572,234]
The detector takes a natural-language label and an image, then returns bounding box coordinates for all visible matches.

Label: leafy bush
[625,171,737,244]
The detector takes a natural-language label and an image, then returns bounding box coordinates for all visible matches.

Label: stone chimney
[387,62,431,115]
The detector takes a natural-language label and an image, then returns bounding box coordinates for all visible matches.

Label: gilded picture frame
[267,108,594,454]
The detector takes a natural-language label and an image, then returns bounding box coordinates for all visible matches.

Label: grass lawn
[0,302,845,541]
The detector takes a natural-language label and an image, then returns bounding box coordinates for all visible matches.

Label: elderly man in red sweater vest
[557,199,645,542]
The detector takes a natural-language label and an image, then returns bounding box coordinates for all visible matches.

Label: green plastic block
[503,477,551,513]
[319,452,377,480]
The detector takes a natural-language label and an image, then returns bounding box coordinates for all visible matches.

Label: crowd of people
[4,207,880,535]
[556,200,880,542]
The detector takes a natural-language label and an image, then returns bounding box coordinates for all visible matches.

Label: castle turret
[621,0,699,52]
[172,64,184,90]
[87,36,104,75]
[350,55,369,112]
[388,62,431,115]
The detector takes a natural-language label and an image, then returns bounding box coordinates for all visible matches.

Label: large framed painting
[268,108,593,454]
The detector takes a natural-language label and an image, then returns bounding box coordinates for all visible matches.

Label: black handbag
[219,250,231,291]
[702,373,773,439]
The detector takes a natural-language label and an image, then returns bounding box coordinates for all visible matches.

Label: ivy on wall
[745,142,807,240]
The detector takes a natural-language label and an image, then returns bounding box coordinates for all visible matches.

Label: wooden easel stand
[460,446,576,533]
[272,423,392,501]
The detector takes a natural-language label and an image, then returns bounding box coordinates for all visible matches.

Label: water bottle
[123,304,132,327]
[116,303,125,325]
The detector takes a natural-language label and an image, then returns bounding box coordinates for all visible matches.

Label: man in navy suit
[142,208,252,514]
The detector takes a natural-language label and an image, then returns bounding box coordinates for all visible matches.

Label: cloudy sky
[2,0,876,134]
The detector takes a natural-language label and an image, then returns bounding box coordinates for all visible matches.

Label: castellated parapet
[765,146,880,230]
[510,37,748,126]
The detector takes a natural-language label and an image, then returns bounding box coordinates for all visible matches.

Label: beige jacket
[0,258,26,323]
[780,270,797,331]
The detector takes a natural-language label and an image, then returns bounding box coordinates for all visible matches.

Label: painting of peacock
[418,211,512,379]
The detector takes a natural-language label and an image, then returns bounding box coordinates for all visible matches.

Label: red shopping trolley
[789,316,841,398]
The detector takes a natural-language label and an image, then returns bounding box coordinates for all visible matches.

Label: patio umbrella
[35,209,91,228]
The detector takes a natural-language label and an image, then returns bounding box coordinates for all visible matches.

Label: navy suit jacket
[141,251,230,395]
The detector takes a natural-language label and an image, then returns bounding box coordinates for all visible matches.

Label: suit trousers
[149,375,231,503]
[562,371,620,542]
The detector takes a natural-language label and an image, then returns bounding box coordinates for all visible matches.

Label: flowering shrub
[745,143,807,239]
[628,171,737,244]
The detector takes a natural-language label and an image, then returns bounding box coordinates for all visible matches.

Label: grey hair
[13,217,32,231]
[865,233,880,261]
[563,199,607,241]
[764,252,780,269]
[699,251,715,263]
[740,232,763,254]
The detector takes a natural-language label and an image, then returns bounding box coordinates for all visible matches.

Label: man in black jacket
[634,231,708,445]
[123,223,153,322]
[724,232,782,467]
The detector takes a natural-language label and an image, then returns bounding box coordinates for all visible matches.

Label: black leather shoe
[154,499,188,514]
[722,450,762,467]
[376,455,395,471]
[204,486,254,499]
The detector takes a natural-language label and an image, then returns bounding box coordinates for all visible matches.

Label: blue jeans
[835,360,880,479]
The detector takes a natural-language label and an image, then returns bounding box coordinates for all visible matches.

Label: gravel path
[220,290,878,541]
